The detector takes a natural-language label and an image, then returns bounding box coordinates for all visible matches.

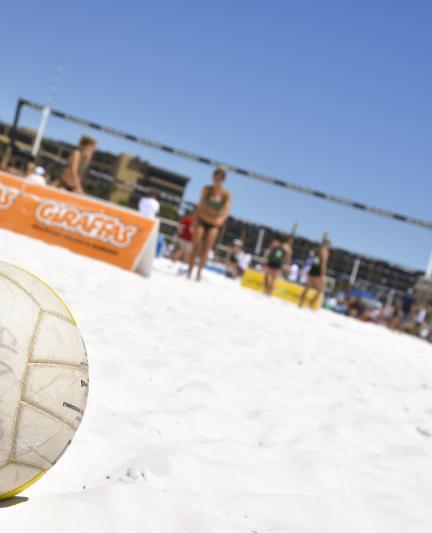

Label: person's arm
[196,187,208,218]
[281,245,292,275]
[69,150,84,194]
[189,211,198,230]
[216,191,231,227]
[321,248,329,276]
[191,189,207,230]
[285,245,293,267]
[264,241,276,259]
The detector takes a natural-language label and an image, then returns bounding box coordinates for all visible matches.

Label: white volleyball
[0,260,88,499]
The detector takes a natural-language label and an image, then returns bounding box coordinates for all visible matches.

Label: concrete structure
[415,277,432,299]
[0,121,189,207]
[221,215,423,294]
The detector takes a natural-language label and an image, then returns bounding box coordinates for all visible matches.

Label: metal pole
[349,258,361,286]
[425,249,432,278]
[31,64,62,159]
[255,228,265,255]
[31,106,51,158]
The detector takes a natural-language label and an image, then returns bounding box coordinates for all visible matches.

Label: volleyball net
[5,98,432,231]
[1,97,429,300]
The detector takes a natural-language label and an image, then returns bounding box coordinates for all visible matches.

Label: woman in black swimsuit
[226,239,243,278]
[188,167,231,281]
[58,136,96,194]
[299,238,330,308]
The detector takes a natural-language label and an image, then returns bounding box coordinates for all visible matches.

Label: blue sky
[1,0,431,269]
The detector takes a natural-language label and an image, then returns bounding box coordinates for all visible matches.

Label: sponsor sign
[241,269,322,309]
[0,172,157,274]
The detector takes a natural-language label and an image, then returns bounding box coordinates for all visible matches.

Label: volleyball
[0,260,88,499]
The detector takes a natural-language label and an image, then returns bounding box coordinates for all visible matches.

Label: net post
[425,248,432,278]
[349,258,361,286]
[255,228,265,255]
[31,106,51,158]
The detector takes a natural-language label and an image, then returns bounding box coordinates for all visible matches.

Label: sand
[1,229,432,533]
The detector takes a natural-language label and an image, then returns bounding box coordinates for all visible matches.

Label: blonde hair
[79,135,97,148]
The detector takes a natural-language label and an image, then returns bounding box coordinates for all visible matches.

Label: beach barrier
[0,172,158,275]
[241,269,322,309]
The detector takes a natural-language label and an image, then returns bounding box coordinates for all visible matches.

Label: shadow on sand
[0,496,28,508]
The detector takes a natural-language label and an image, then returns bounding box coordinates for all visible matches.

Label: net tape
[19,99,432,231]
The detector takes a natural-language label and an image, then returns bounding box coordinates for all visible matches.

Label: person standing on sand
[57,135,97,194]
[23,163,47,187]
[299,238,330,308]
[188,167,231,281]
[288,261,299,282]
[225,239,243,279]
[138,191,160,219]
[263,237,292,296]
[171,211,194,263]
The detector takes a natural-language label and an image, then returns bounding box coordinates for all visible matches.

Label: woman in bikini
[58,135,97,194]
[299,237,330,308]
[188,167,231,281]
[264,236,292,295]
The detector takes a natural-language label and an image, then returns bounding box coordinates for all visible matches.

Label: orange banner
[0,172,158,274]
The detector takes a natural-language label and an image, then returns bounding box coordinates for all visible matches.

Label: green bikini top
[77,161,88,177]
[204,188,226,212]
[268,245,286,263]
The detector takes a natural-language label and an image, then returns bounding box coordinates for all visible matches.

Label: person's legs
[299,279,312,307]
[171,245,182,262]
[264,268,273,295]
[182,242,192,264]
[175,241,191,264]
[188,225,205,278]
[309,276,324,308]
[267,269,279,295]
[226,261,236,278]
[196,226,219,281]
[264,268,270,294]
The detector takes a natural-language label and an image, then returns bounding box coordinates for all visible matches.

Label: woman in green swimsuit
[188,167,231,281]
[264,237,292,295]
[58,135,96,194]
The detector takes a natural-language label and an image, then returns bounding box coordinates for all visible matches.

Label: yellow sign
[241,269,322,309]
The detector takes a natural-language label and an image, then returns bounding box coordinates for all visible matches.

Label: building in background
[0,121,189,207]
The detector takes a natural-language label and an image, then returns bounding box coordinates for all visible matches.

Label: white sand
[1,229,432,533]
